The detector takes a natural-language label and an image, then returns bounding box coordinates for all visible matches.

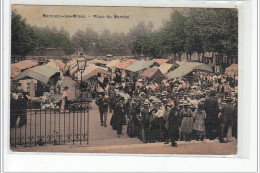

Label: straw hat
[155,110,164,118]
[181,101,191,106]
[49,90,54,95]
[224,97,233,102]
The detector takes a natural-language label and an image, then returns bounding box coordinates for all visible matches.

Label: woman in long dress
[180,101,193,141]
[60,86,69,113]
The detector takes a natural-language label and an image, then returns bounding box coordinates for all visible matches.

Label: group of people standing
[95,71,238,147]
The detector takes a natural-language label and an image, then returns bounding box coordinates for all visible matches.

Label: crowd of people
[10,58,238,149]
[95,70,238,147]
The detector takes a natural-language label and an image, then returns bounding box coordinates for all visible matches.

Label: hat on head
[224,97,233,102]
[210,90,216,96]
[155,110,164,118]
[49,90,54,95]
[182,101,191,106]
[163,98,168,101]
[143,102,150,106]
[64,86,69,89]
[198,102,204,109]
[165,104,172,109]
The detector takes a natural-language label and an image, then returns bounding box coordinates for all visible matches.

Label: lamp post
[76,53,87,102]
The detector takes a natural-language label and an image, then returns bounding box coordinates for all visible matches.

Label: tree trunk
[178,54,181,61]
[186,53,189,61]
[174,54,177,61]
[202,52,205,63]
[230,56,234,64]
[197,53,200,62]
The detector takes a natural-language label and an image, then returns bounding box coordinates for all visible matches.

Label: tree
[162,10,187,60]
[11,10,37,60]
[184,9,204,61]
[131,9,238,63]
[33,25,76,55]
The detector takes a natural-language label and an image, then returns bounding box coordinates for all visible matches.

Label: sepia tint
[10,5,238,154]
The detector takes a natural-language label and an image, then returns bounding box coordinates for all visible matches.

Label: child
[193,102,206,141]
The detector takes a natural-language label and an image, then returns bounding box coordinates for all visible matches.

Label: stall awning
[225,64,238,76]
[126,60,157,72]
[13,65,60,85]
[158,63,174,74]
[114,59,137,69]
[140,68,166,83]
[82,68,111,81]
[87,59,108,65]
[11,60,38,78]
[154,59,169,65]
[55,60,66,70]
[175,61,187,66]
[167,62,213,79]
[106,59,122,68]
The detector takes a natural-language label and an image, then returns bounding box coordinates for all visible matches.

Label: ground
[11,76,237,155]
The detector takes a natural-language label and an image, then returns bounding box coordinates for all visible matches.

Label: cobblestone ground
[11,76,237,155]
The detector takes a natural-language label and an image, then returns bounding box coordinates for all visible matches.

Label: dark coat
[140,107,150,129]
[220,103,234,125]
[110,102,125,128]
[95,97,109,112]
[168,108,180,139]
[16,96,28,115]
[127,107,140,137]
[204,96,220,124]
[10,97,18,115]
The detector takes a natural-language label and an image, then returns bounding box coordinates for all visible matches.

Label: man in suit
[95,92,109,127]
[219,97,235,142]
[113,97,125,137]
[204,90,223,142]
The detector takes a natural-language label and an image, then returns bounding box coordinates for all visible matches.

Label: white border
[2,0,258,172]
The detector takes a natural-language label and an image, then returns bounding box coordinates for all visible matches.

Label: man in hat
[204,90,222,141]
[219,96,235,142]
[10,93,19,128]
[113,96,125,137]
[60,86,69,113]
[163,104,172,144]
[140,101,151,143]
[232,95,238,139]
[16,92,29,127]
[168,103,180,147]
[156,100,165,112]
[127,100,140,137]
[108,87,116,113]
[95,92,109,127]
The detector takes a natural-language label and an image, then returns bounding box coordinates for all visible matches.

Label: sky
[12,5,189,36]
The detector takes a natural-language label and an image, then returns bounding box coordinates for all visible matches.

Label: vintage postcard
[10,5,238,155]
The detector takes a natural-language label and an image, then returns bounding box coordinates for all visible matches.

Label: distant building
[202,52,238,73]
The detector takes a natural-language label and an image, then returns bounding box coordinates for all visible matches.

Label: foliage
[12,10,76,57]
[11,9,238,60]
[33,26,75,55]
[11,10,37,57]
[132,9,238,61]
